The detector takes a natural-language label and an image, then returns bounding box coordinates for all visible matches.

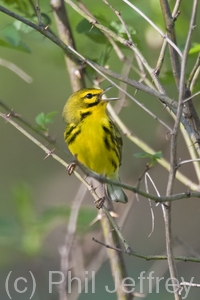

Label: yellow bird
[62,87,128,203]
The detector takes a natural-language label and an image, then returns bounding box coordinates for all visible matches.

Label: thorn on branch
[89,20,98,31]
[44,148,55,160]
[6,109,20,119]
[125,40,133,47]
[116,10,121,16]
[126,246,133,255]
[44,23,51,31]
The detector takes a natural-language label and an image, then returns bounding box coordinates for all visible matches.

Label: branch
[165,2,199,299]
[64,0,165,93]
[0,5,176,107]
[0,58,32,83]
[1,4,200,169]
[75,158,200,202]
[155,0,181,76]
[159,0,182,87]
[50,0,85,92]
[1,3,199,147]
[123,0,182,58]
[92,237,200,263]
[2,111,200,204]
[100,203,133,299]
[187,53,200,90]
[59,184,87,300]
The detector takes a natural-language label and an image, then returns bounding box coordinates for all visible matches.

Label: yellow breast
[68,113,119,177]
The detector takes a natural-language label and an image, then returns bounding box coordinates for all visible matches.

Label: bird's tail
[106,179,128,203]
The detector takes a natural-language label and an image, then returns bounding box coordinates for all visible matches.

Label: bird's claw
[95,197,105,209]
[67,162,76,175]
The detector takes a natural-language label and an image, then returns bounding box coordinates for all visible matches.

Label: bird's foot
[67,162,76,175]
[95,196,105,209]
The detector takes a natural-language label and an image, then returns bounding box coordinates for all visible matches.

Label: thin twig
[92,237,200,263]
[1,114,200,268]
[59,184,87,300]
[102,0,133,44]
[35,0,42,26]
[187,53,200,90]
[159,0,182,87]
[165,2,199,299]
[122,0,182,58]
[183,90,200,103]
[0,5,177,108]
[155,0,182,75]
[0,58,32,83]
[0,100,68,155]
[50,0,85,92]
[2,3,200,147]
[100,203,133,299]
[190,66,200,92]
[63,0,165,93]
[75,158,200,202]
[107,103,199,191]
[1,111,200,202]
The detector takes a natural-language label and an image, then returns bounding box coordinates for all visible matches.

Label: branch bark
[50,0,85,92]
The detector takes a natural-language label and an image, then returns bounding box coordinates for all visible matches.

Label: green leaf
[1,24,20,47]
[189,43,200,55]
[35,112,46,129]
[1,0,32,16]
[76,19,107,44]
[45,111,58,124]
[13,20,34,33]
[110,20,136,38]
[134,151,162,167]
[32,13,52,28]
[35,111,58,132]
[0,24,31,52]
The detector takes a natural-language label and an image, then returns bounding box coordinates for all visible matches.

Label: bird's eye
[85,93,93,99]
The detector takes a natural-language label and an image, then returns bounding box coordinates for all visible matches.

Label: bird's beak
[100,86,119,101]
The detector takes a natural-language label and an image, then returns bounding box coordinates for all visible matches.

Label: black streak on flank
[104,136,111,151]
[102,125,115,145]
[68,129,81,145]
[110,159,117,171]
[65,125,76,139]
[80,111,92,121]
[102,125,110,135]
[102,125,120,161]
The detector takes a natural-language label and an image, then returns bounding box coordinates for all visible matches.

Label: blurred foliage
[189,43,200,55]
[0,183,97,257]
[0,1,200,299]
[0,23,31,52]
[1,0,32,16]
[76,16,140,47]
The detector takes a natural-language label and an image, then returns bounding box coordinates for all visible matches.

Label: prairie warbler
[63,87,128,203]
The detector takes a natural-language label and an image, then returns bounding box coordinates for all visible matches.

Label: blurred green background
[0,0,200,299]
